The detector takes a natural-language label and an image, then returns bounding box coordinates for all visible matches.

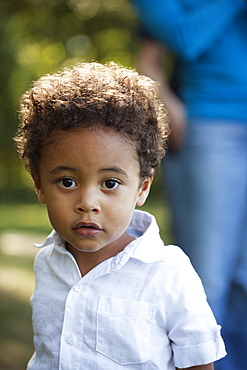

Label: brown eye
[58,178,77,188]
[102,179,120,189]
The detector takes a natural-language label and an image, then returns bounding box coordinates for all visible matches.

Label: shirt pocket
[96,295,157,365]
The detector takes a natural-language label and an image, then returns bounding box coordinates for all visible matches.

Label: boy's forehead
[38,126,143,180]
[42,126,139,162]
[45,126,136,148]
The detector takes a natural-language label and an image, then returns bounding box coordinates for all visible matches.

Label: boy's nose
[75,189,101,214]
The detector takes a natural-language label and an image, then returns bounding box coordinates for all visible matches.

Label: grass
[0,200,173,369]
[0,203,50,369]
[0,247,36,369]
[0,204,51,234]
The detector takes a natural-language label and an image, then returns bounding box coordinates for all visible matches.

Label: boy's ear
[136,172,154,207]
[32,174,46,205]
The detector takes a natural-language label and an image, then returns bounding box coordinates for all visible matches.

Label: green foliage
[0,0,139,202]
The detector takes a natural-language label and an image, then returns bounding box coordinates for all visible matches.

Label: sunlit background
[0,0,140,202]
[0,1,172,368]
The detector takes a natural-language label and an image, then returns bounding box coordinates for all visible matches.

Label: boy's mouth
[72,222,103,236]
[73,222,102,229]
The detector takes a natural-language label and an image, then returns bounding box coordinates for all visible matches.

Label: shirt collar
[126,209,165,263]
[34,229,65,250]
[34,209,165,264]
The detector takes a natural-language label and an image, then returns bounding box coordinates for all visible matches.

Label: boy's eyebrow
[100,167,128,177]
[49,166,77,174]
[49,166,127,177]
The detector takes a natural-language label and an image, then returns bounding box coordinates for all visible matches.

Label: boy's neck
[66,232,135,276]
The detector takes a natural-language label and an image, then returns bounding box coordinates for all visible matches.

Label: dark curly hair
[14,61,169,179]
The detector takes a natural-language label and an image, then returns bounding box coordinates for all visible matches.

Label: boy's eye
[58,178,77,188]
[102,179,120,190]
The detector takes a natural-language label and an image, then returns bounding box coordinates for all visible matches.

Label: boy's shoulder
[154,243,195,277]
[126,209,194,273]
[160,244,191,264]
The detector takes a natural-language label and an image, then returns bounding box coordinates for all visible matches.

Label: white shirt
[27,210,226,370]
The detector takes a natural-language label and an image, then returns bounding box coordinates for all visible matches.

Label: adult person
[131,1,247,369]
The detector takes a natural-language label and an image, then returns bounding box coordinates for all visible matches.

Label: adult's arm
[137,40,186,151]
[132,0,247,60]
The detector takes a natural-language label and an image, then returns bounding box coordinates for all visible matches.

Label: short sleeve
[167,256,227,368]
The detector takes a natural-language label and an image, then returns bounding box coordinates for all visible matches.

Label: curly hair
[14,61,170,179]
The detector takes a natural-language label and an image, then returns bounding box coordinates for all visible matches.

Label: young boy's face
[33,127,152,261]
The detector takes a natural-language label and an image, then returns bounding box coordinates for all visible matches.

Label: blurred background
[0,1,172,368]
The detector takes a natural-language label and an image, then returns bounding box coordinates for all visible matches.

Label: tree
[0,0,138,202]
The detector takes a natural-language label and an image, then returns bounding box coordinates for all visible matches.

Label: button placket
[67,334,76,345]
[74,284,82,292]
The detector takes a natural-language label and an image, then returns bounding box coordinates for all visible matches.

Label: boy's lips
[72,221,103,236]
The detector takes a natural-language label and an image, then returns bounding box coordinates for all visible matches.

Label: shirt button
[67,334,76,345]
[74,285,82,292]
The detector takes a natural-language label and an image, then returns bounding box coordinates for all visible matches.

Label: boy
[15,62,226,369]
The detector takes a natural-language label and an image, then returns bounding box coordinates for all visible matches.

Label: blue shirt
[132,0,247,121]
